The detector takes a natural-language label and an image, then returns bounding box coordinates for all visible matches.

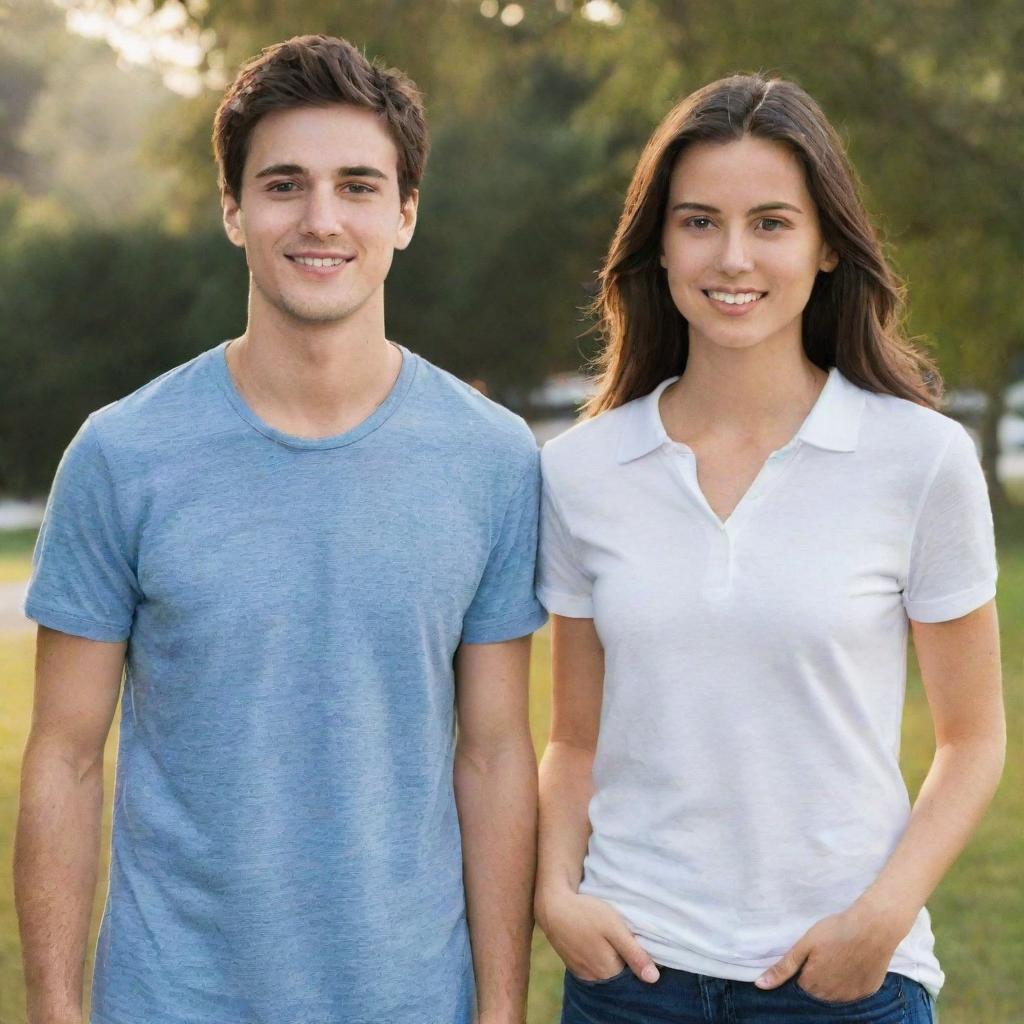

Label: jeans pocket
[792,970,901,1009]
[566,965,632,988]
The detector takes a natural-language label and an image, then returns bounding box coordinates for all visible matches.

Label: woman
[535,75,1004,1024]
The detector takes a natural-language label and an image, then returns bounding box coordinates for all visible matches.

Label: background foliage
[0,0,1020,494]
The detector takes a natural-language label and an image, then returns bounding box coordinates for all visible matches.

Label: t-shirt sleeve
[24,418,141,642]
[536,467,594,619]
[461,448,548,644]
[903,424,997,623]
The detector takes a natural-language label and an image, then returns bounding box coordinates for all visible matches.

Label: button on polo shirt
[538,369,997,998]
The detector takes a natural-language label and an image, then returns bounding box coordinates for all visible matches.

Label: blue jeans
[561,965,937,1023]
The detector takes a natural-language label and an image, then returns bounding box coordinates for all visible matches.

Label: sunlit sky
[57,0,625,96]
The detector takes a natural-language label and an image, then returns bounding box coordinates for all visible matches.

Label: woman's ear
[819,245,839,273]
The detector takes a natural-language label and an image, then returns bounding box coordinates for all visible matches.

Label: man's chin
[276,300,358,325]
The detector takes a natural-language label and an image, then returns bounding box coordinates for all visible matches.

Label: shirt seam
[543,472,594,591]
[83,417,143,600]
[900,427,958,594]
[462,604,546,642]
[25,599,129,635]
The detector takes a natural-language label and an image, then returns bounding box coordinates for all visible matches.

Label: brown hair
[585,74,940,416]
[213,34,429,204]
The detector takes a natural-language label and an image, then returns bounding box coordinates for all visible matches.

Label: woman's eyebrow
[670,200,804,214]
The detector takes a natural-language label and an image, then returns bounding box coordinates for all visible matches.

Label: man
[16,35,544,1024]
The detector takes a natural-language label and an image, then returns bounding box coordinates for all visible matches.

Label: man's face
[222,104,417,326]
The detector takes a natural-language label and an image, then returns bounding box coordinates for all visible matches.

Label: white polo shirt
[538,368,997,996]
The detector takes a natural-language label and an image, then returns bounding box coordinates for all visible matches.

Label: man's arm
[15,627,125,1024]
[453,635,537,1024]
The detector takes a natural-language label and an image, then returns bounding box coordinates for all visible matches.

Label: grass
[1,535,1021,1024]
[0,531,35,585]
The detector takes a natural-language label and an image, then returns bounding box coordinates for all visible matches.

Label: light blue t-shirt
[26,343,547,1024]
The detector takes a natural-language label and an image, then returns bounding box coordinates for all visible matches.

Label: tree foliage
[2,0,1020,497]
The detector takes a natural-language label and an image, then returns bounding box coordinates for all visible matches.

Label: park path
[0,580,31,635]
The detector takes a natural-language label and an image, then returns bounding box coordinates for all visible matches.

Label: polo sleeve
[25,418,141,642]
[461,449,548,644]
[902,424,997,623]
[537,467,594,619]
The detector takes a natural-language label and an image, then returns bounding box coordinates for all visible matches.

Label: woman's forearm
[536,740,595,915]
[857,730,1006,934]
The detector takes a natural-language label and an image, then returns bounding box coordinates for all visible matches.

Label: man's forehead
[246,105,398,174]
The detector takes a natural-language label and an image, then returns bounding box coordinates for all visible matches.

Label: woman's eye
[686,216,714,230]
[759,217,785,232]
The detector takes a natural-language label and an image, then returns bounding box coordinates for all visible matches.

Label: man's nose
[298,185,344,238]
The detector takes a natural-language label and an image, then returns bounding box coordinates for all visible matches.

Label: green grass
[1,542,1021,1024]
[0,530,36,585]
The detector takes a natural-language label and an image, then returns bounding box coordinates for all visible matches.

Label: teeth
[293,256,347,267]
[707,290,762,305]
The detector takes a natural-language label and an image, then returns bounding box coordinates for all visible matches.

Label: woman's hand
[536,889,660,984]
[754,901,910,1002]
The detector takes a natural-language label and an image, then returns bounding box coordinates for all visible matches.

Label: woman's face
[660,135,837,356]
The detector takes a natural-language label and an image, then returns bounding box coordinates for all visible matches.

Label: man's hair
[213,34,429,204]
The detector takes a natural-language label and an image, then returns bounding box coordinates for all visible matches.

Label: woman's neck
[661,337,827,445]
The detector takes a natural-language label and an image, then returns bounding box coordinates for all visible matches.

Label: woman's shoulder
[541,390,656,481]
[856,383,968,457]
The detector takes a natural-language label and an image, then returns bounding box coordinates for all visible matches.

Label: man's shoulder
[408,351,538,461]
[87,345,229,456]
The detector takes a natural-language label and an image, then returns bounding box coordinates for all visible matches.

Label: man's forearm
[454,738,538,1024]
[15,739,105,1024]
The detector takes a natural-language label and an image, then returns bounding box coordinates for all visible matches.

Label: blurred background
[0,1,1020,1021]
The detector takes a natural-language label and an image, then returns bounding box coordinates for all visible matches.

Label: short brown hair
[213,34,429,204]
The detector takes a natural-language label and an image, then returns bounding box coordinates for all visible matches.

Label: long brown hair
[585,74,940,417]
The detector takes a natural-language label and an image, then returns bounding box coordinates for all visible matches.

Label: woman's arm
[757,600,1005,1001]
[535,614,660,984]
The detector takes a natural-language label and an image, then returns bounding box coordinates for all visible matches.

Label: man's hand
[755,902,909,1003]
[537,889,660,985]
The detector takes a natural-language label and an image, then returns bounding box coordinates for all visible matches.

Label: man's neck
[225,294,402,439]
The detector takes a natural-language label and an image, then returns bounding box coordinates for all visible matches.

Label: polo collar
[615,367,865,464]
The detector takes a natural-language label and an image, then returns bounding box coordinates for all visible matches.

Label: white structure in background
[0,500,45,530]
[528,373,596,445]
[530,374,1024,482]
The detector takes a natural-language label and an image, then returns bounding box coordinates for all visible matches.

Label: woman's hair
[584,74,940,417]
[213,35,429,205]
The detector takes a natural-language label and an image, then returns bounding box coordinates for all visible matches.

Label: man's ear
[222,190,245,249]
[394,188,419,252]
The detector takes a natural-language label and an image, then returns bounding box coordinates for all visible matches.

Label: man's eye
[343,183,375,194]
[268,182,298,193]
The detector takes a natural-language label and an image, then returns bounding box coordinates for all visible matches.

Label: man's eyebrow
[253,163,389,180]
[670,200,804,215]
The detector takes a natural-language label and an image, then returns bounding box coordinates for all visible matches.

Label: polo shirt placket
[660,436,802,600]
